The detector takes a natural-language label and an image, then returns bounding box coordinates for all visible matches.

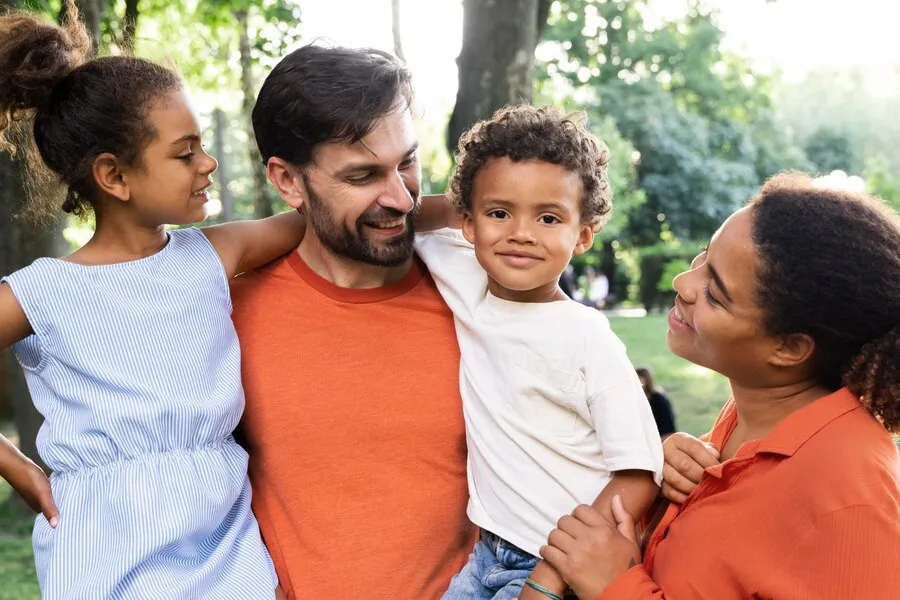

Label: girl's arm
[415,194,465,231]
[0,284,59,527]
[202,210,306,279]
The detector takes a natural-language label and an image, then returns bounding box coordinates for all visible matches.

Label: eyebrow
[334,142,419,176]
[170,133,201,146]
[708,263,734,304]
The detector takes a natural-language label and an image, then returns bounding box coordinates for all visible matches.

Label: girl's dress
[2,228,277,599]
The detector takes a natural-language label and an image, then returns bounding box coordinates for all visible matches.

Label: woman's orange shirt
[602,388,900,599]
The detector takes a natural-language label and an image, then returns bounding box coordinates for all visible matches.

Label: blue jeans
[441,529,539,600]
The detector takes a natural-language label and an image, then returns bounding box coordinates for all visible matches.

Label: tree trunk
[447,0,548,153]
[213,108,233,222]
[391,0,406,63]
[236,8,272,218]
[121,0,140,54]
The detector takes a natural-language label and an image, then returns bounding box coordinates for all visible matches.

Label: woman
[537,172,900,599]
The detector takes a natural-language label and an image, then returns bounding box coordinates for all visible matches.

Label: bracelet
[524,577,564,600]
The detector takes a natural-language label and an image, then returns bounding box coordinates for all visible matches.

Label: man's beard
[303,177,420,267]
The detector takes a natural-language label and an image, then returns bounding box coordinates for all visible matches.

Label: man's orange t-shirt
[601,388,900,599]
[231,252,476,599]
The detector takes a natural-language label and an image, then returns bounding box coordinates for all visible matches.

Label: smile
[367,218,406,230]
[668,304,694,332]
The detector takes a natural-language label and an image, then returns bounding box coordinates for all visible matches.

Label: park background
[2,0,898,596]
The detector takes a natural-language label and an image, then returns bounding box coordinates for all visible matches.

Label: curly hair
[0,0,181,222]
[748,172,900,432]
[447,105,611,227]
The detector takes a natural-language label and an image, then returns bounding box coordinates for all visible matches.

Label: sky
[298,0,900,117]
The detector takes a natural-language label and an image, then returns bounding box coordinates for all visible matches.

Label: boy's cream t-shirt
[416,228,664,556]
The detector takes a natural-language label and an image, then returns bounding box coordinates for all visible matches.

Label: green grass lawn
[609,313,730,436]
[0,483,39,600]
[0,314,728,595]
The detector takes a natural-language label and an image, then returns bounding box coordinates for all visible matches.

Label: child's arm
[523,471,658,599]
[0,284,59,527]
[202,210,306,279]
[415,194,465,231]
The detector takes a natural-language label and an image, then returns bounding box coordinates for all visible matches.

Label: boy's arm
[524,471,658,598]
[415,194,464,231]
[202,210,306,279]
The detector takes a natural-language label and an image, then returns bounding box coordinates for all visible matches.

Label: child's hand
[7,457,58,527]
[661,432,720,504]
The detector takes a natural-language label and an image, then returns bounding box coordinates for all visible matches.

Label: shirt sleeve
[414,228,487,317]
[585,322,664,485]
[599,565,666,599]
[762,504,900,599]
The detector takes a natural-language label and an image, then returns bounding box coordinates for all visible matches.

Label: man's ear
[92,153,129,202]
[573,223,595,256]
[461,212,475,245]
[266,157,308,210]
[769,332,816,369]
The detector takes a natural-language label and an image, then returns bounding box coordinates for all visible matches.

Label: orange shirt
[602,388,900,599]
[231,252,476,600]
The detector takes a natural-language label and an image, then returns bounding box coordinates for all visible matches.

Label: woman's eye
[703,285,719,307]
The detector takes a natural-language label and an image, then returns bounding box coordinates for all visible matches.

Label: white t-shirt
[415,229,664,555]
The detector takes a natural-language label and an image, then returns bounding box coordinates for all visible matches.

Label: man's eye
[347,173,374,184]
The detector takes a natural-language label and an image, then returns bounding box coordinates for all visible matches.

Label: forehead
[472,158,582,208]
[146,90,200,140]
[709,207,760,301]
[313,104,417,169]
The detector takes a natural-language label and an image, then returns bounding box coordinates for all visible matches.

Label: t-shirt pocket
[511,346,584,437]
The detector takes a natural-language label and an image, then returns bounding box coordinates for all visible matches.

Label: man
[230,44,476,599]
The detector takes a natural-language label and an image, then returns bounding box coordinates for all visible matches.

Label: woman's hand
[539,496,641,600]
[661,432,720,504]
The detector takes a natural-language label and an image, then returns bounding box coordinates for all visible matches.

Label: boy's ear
[92,153,129,202]
[267,157,307,210]
[572,223,595,256]
[462,212,476,245]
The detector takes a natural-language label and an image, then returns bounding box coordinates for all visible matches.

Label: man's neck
[727,378,830,442]
[296,233,413,289]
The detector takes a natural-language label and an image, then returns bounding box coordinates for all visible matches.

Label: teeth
[674,307,684,323]
[373,219,404,229]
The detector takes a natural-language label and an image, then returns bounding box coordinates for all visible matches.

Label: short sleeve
[585,322,664,484]
[2,263,50,371]
[414,228,488,317]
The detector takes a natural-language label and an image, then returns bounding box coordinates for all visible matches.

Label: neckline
[43,232,174,270]
[286,250,425,303]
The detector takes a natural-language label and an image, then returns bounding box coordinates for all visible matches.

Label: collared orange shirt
[602,388,900,599]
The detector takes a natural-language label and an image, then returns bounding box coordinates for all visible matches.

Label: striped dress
[2,228,278,599]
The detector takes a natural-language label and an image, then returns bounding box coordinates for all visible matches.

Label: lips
[366,218,406,230]
[669,299,694,332]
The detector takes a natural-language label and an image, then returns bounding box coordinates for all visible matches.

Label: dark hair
[749,172,900,432]
[0,1,182,221]
[635,367,655,389]
[252,42,413,167]
[448,105,611,226]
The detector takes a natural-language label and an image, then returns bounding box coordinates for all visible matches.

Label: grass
[0,483,40,600]
[609,313,729,436]
[0,315,727,595]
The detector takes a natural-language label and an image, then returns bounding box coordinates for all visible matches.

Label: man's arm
[202,210,306,279]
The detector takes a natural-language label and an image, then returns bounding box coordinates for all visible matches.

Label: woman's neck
[724,379,832,454]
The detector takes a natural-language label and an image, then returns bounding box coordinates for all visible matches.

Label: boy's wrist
[527,560,567,593]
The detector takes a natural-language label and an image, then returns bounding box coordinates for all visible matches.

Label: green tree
[804,127,861,175]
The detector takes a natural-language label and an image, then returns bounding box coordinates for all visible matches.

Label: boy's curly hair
[447,105,611,227]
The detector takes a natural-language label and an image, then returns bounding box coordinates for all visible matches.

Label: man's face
[301,103,421,267]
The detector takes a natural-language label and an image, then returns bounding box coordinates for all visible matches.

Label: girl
[0,4,299,598]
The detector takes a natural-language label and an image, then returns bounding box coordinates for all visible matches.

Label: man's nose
[377,171,415,213]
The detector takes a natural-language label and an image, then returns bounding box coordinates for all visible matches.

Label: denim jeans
[441,529,540,600]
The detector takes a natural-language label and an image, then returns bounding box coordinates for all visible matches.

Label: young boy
[415,105,664,600]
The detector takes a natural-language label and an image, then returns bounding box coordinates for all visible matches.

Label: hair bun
[844,325,900,433]
[0,3,91,136]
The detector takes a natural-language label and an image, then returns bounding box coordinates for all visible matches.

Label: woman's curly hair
[749,172,900,433]
[447,104,611,228]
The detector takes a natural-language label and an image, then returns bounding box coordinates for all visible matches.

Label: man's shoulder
[230,254,296,311]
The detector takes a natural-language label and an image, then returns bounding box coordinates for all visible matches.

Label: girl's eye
[487,209,509,219]
[177,152,194,162]
[540,215,560,224]
[703,285,720,307]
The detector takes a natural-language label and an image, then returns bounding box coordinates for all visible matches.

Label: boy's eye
[539,214,560,224]
[487,209,509,219]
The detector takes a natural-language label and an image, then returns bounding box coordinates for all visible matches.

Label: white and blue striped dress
[2,228,277,599]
